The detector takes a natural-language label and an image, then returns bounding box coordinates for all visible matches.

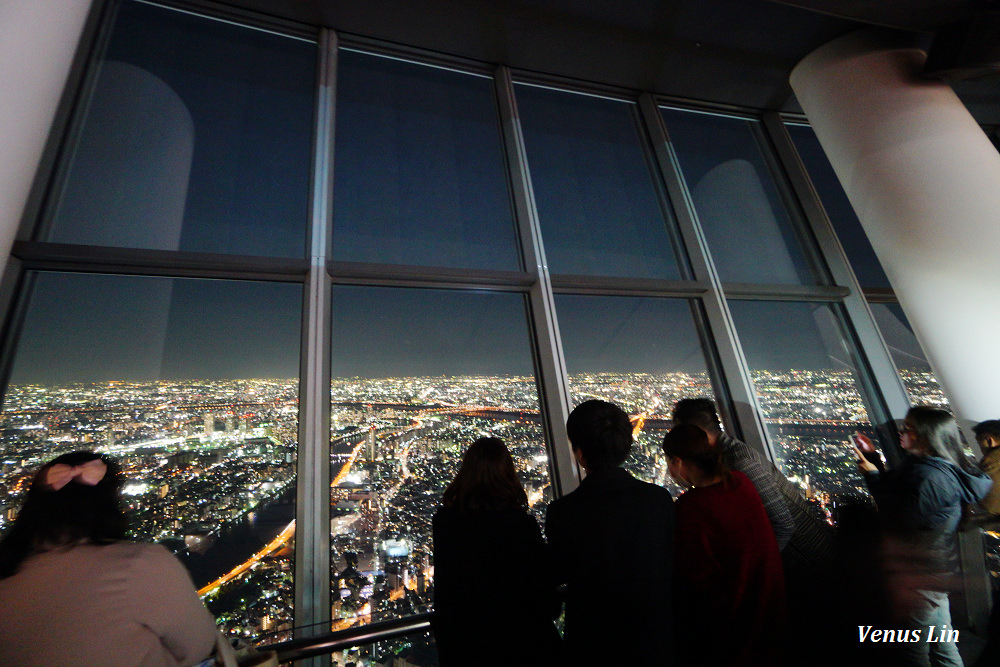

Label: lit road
[527,484,548,507]
[198,518,296,597]
[196,411,512,600]
[200,443,367,597]
[199,439,378,598]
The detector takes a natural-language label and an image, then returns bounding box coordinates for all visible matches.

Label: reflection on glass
[555,295,714,494]
[333,51,520,271]
[48,1,316,257]
[328,286,546,651]
[785,123,891,290]
[869,302,949,408]
[662,108,816,285]
[0,273,302,640]
[728,300,876,513]
[516,85,682,280]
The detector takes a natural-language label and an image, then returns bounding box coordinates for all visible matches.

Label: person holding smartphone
[850,431,886,473]
[853,407,992,667]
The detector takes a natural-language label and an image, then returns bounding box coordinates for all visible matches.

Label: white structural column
[791,30,1000,423]
[0,0,94,272]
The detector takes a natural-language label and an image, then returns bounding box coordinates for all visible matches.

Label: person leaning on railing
[0,451,218,667]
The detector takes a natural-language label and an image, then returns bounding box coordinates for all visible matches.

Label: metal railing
[259,612,435,663]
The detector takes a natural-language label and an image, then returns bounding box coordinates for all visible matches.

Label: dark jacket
[432,506,562,667]
[546,466,674,665]
[865,454,992,574]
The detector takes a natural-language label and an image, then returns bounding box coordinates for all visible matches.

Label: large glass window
[0,273,302,639]
[7,0,954,654]
[785,123,950,409]
[516,85,684,280]
[869,303,949,408]
[327,286,544,660]
[663,108,819,285]
[785,124,891,289]
[555,295,715,493]
[727,300,878,514]
[333,51,520,271]
[47,1,316,257]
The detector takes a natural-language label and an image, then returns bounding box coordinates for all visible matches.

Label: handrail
[259,612,434,663]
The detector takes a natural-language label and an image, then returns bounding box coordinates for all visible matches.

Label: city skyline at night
[0,366,950,644]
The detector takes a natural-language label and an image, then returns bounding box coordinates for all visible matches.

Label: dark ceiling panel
[766,0,985,32]
[212,0,999,119]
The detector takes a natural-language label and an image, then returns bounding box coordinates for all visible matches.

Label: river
[177,483,296,587]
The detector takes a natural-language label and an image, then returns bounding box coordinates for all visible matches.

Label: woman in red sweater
[664,423,786,666]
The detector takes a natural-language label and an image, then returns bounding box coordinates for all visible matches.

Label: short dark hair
[566,399,632,472]
[442,437,528,512]
[662,423,723,477]
[672,398,722,436]
[0,451,127,578]
[973,420,1000,440]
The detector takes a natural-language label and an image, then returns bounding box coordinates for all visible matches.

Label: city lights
[0,368,947,649]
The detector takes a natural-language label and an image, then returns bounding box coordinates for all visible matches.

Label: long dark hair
[0,451,127,578]
[906,406,978,474]
[442,437,528,513]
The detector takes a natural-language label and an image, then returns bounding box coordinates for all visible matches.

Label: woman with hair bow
[0,451,217,666]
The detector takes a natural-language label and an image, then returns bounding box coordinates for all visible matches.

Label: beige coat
[0,542,217,666]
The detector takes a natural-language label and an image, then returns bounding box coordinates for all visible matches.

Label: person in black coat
[432,437,562,666]
[546,399,675,665]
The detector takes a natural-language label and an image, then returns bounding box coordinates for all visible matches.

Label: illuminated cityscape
[0,368,950,661]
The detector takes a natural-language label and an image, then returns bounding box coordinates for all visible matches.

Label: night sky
[9,274,302,385]
[8,272,849,386]
[555,295,709,374]
[50,1,316,258]
[330,286,536,379]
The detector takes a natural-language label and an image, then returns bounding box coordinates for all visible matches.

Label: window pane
[328,286,546,648]
[727,300,876,512]
[47,1,316,257]
[517,85,683,280]
[0,273,302,640]
[786,124,892,289]
[662,108,817,285]
[333,51,520,271]
[869,302,949,408]
[555,295,714,493]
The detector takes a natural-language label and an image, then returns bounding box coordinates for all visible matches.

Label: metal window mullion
[494,66,577,497]
[762,112,910,459]
[10,240,310,281]
[637,94,773,460]
[143,0,317,41]
[749,119,833,286]
[294,27,335,652]
[719,282,849,301]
